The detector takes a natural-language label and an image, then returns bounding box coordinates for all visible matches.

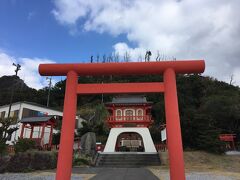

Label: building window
[0,111,6,119]
[125,109,134,121]
[137,109,143,120]
[13,110,19,118]
[22,108,46,118]
[9,110,19,118]
[116,109,122,120]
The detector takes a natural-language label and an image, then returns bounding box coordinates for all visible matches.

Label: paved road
[72,167,159,180]
[0,173,84,180]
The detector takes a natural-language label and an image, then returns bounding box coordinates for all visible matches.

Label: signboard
[219,134,236,141]
[161,128,167,141]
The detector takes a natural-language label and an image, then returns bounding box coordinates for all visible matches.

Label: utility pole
[46,77,52,107]
[13,63,21,76]
[8,63,21,118]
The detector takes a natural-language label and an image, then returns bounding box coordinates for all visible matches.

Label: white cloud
[113,42,144,60]
[0,52,56,89]
[0,53,17,76]
[52,0,240,86]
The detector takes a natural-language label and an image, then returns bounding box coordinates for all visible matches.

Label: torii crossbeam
[39,60,205,180]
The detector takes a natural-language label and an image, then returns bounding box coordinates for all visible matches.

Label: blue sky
[0,0,240,88]
[0,0,129,62]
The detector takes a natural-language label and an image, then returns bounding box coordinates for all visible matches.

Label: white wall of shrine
[104,127,157,153]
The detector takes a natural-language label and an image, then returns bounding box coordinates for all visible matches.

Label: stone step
[99,153,158,156]
[99,155,159,158]
[99,159,160,163]
[97,162,161,166]
[95,153,161,167]
[96,165,148,168]
[99,157,160,160]
[99,158,159,161]
[99,158,160,162]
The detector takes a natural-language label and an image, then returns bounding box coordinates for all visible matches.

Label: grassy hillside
[159,151,240,172]
[0,74,239,153]
[0,76,39,106]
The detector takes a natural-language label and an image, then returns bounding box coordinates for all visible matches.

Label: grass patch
[158,150,240,173]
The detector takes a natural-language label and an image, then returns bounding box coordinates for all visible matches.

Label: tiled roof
[107,95,152,104]
[20,116,54,123]
[0,101,63,113]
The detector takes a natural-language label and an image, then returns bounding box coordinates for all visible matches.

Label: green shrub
[0,140,7,156]
[14,138,36,153]
[29,151,57,170]
[6,152,32,172]
[73,153,91,166]
[6,151,57,172]
[52,132,61,146]
[0,156,10,173]
[96,135,108,144]
[73,158,90,166]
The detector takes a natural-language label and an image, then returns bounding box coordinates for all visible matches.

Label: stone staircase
[95,153,161,167]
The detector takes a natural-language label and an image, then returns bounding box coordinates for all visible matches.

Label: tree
[229,74,235,85]
[90,55,94,63]
[77,104,109,139]
[113,52,120,62]
[0,117,18,142]
[145,51,152,61]
[123,51,131,62]
[155,51,160,61]
[0,117,18,155]
[192,114,224,153]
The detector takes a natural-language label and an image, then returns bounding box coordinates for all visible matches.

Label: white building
[0,101,84,145]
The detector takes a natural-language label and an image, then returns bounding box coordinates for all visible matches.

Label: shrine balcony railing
[107,115,153,124]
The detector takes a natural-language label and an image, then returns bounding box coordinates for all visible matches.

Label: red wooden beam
[39,60,205,76]
[77,82,164,94]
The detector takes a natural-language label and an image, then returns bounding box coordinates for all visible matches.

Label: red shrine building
[103,95,157,153]
[20,116,56,150]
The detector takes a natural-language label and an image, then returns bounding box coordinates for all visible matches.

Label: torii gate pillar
[164,68,185,180]
[56,71,78,180]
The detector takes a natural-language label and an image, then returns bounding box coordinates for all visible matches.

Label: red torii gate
[39,60,205,180]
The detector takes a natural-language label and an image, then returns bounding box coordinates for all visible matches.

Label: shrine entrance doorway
[115,132,144,152]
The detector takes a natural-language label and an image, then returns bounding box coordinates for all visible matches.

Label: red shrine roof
[105,95,153,105]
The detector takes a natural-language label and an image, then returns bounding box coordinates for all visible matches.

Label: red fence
[108,115,153,122]
[155,143,167,152]
[219,134,236,141]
